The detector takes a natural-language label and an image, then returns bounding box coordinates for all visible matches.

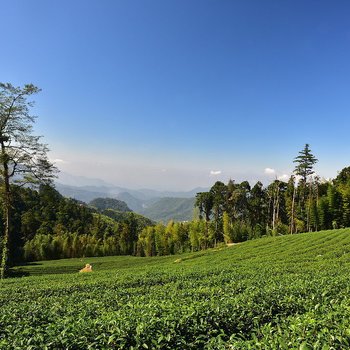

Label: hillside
[55,183,114,203]
[100,209,154,227]
[1,185,158,262]
[56,181,200,222]
[117,191,145,212]
[140,197,196,222]
[89,197,131,212]
[5,228,350,348]
[88,197,154,227]
[56,181,206,202]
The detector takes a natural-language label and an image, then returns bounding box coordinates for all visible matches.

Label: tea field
[3,229,350,349]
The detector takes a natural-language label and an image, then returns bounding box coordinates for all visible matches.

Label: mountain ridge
[55,181,203,222]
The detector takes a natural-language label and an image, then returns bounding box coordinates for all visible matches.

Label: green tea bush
[2,229,350,348]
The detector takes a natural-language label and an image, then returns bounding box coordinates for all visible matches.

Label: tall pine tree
[293,144,318,232]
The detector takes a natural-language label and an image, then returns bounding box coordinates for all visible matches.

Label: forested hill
[140,197,195,222]
[0,185,154,263]
[88,198,154,229]
[56,183,196,222]
[89,198,131,212]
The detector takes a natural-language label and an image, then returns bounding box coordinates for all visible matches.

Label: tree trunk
[290,185,296,234]
[315,181,319,231]
[272,182,280,231]
[307,179,313,232]
[1,189,10,279]
[205,219,209,250]
[1,142,11,279]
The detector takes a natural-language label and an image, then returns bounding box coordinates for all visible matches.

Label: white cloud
[210,170,222,176]
[278,174,289,182]
[320,177,331,183]
[294,174,302,183]
[264,168,276,175]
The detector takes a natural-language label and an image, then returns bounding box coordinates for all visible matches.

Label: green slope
[89,197,132,212]
[100,209,154,227]
[4,229,350,349]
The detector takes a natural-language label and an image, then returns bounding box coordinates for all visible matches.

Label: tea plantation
[2,229,350,349]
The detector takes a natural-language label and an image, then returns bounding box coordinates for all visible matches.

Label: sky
[2,0,350,190]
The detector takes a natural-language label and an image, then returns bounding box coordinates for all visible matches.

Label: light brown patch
[79,263,93,273]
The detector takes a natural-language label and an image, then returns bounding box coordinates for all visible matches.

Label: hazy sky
[2,0,350,190]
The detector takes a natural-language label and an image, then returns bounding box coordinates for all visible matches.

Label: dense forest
[0,185,152,262]
[2,144,350,262]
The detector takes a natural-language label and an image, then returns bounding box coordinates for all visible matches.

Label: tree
[222,211,231,244]
[195,191,214,246]
[334,166,350,186]
[0,83,56,278]
[227,181,250,222]
[195,192,213,222]
[285,175,296,234]
[248,181,266,227]
[267,180,286,232]
[210,181,228,244]
[293,144,318,183]
[293,144,318,231]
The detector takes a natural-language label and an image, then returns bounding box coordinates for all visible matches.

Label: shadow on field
[20,262,42,266]
[8,269,30,278]
[7,262,43,278]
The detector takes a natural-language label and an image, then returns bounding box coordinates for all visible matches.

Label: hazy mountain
[117,192,145,212]
[89,198,131,212]
[55,183,112,203]
[56,173,208,198]
[55,173,206,222]
[55,183,130,202]
[58,172,115,188]
[129,188,205,200]
[140,197,196,222]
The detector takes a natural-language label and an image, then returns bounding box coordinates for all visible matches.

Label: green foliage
[89,197,131,212]
[101,209,154,229]
[293,143,318,183]
[4,229,350,348]
[0,185,156,261]
[132,160,350,257]
[222,212,232,244]
[195,192,213,221]
[137,221,191,256]
[334,166,350,185]
[0,83,57,277]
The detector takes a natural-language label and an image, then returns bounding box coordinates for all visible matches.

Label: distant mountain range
[141,197,196,222]
[55,174,206,222]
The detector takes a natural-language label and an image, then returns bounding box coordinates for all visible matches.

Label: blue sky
[2,0,350,190]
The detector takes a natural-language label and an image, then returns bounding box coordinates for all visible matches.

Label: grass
[2,228,350,349]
